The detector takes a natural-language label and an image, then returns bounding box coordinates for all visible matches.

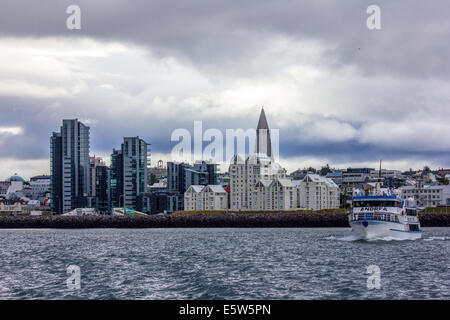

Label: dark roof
[257,107,269,130]
[30,175,50,181]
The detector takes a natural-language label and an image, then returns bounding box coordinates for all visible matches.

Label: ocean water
[0,227,448,300]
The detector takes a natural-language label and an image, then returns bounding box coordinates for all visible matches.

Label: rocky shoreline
[0,212,448,228]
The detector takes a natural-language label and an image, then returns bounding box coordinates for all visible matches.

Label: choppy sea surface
[0,228,448,300]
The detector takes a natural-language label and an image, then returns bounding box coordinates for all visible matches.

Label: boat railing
[349,212,400,223]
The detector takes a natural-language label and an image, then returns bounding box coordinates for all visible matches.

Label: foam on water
[324,235,360,241]
[366,236,411,242]
[323,234,411,242]
[423,236,450,241]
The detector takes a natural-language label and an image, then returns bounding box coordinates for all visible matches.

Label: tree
[306,167,317,173]
[150,173,157,185]
[423,165,431,173]
[319,164,332,176]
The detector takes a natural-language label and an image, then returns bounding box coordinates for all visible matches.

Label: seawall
[0,212,448,228]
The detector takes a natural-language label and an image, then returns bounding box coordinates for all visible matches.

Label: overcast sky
[0,0,449,179]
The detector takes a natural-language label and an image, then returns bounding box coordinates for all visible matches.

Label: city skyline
[1,109,449,181]
[1,1,450,179]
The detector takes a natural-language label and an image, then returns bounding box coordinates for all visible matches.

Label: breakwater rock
[0,212,449,228]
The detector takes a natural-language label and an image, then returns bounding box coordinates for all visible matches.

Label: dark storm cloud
[0,0,449,175]
[0,1,449,77]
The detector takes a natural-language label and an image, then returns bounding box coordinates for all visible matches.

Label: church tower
[256,107,273,160]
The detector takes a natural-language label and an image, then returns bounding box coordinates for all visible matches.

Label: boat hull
[349,220,422,240]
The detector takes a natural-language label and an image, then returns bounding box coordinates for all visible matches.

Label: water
[0,228,448,300]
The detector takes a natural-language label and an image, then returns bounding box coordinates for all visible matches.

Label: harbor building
[398,185,450,207]
[298,174,340,210]
[184,185,228,211]
[253,178,297,210]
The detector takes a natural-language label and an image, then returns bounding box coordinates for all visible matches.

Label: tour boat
[348,194,422,240]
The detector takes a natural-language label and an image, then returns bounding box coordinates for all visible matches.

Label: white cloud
[0,126,23,135]
[0,158,49,181]
[359,120,450,152]
[0,37,136,99]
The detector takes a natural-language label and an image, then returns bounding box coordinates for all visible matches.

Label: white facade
[29,179,50,199]
[229,154,286,210]
[184,185,228,211]
[184,185,204,211]
[252,178,297,210]
[6,181,23,198]
[201,185,228,210]
[299,174,340,210]
[370,169,403,179]
[398,185,450,207]
[229,155,341,211]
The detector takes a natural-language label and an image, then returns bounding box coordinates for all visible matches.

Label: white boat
[348,195,422,240]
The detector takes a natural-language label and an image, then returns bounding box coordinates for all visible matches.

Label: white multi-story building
[299,174,340,210]
[253,178,297,210]
[342,168,373,184]
[184,185,228,211]
[227,107,340,212]
[229,154,286,210]
[201,185,228,210]
[370,169,403,179]
[184,185,203,211]
[28,175,50,200]
[398,185,450,207]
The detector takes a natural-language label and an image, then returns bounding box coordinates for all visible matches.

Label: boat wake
[325,235,449,242]
[423,236,450,241]
[324,235,362,242]
[324,235,415,242]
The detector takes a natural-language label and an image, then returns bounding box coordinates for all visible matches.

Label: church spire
[257,106,269,130]
[256,106,272,159]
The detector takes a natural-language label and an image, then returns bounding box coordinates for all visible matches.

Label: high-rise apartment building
[110,137,149,209]
[110,148,123,208]
[50,119,90,214]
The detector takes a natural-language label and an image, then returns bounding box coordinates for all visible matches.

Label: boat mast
[376,159,382,195]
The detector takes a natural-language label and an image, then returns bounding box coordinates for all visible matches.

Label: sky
[0,1,449,180]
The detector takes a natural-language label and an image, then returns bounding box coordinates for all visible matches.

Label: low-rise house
[184,185,204,211]
[201,185,228,210]
[0,202,32,215]
[184,185,228,211]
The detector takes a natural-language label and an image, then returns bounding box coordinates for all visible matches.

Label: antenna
[379,159,382,181]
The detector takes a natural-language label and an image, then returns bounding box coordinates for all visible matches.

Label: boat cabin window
[406,209,417,216]
[353,200,401,208]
